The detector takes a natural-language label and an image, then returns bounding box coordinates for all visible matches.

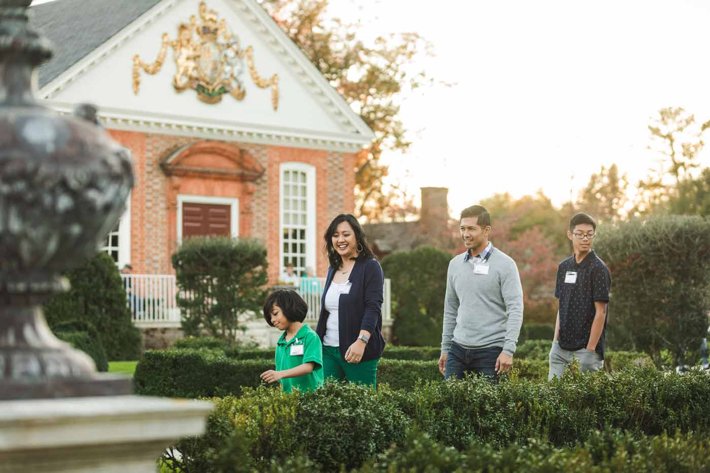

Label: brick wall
[109,129,355,281]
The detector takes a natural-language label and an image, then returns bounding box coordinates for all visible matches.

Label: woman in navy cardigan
[316,214,385,386]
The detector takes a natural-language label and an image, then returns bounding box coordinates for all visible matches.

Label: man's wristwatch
[357,334,370,344]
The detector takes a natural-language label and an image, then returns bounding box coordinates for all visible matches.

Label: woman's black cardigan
[315,256,386,362]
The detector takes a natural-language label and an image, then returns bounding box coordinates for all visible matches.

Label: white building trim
[279,162,316,275]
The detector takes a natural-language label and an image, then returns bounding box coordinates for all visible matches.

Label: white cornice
[45,101,366,152]
[38,0,375,149]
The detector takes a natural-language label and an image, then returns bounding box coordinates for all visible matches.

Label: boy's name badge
[290,344,304,356]
[474,264,489,275]
[564,271,577,284]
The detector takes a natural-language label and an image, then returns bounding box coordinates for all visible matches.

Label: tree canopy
[261,0,429,220]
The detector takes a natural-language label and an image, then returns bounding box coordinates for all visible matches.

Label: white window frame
[102,195,131,268]
[177,194,239,243]
[117,196,131,267]
[279,162,316,276]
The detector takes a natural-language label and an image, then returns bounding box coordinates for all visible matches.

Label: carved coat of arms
[133,1,279,109]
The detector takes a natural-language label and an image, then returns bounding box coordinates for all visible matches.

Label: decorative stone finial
[0,0,134,399]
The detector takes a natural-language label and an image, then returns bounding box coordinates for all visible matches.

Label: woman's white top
[323,281,350,347]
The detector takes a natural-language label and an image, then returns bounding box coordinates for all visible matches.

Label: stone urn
[0,0,133,399]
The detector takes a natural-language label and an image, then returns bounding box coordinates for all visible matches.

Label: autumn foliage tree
[577,164,629,223]
[481,193,569,323]
[635,107,706,214]
[261,0,429,220]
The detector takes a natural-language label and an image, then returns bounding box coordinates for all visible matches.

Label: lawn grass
[108,360,138,376]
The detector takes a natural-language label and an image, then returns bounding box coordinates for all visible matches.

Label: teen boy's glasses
[572,232,596,240]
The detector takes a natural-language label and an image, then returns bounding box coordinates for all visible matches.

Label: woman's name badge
[290,344,304,356]
[565,271,577,284]
[474,264,489,275]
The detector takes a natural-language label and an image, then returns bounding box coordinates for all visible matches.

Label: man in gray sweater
[439,205,524,380]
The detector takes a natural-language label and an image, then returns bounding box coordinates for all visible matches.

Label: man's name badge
[290,344,304,356]
[564,271,577,284]
[474,264,489,275]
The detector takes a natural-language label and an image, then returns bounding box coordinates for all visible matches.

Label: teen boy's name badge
[473,264,489,275]
[564,271,577,284]
[290,344,304,356]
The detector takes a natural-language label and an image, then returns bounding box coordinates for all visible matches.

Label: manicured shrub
[381,345,441,360]
[162,367,710,471]
[298,382,409,470]
[165,384,407,472]
[173,336,232,351]
[595,216,710,365]
[44,252,141,361]
[359,429,710,473]
[381,246,451,346]
[55,330,109,372]
[172,237,268,340]
[134,349,273,398]
[515,339,552,360]
[518,322,555,343]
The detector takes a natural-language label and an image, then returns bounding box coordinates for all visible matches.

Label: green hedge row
[358,429,710,473]
[164,368,710,472]
[134,349,549,397]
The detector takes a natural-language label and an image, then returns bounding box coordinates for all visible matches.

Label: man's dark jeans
[445,341,502,381]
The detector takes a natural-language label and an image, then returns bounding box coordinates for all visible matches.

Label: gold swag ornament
[132,1,279,109]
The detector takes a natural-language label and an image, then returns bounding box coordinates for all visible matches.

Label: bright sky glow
[329,0,710,215]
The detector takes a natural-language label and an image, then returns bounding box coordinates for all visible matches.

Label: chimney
[420,187,449,228]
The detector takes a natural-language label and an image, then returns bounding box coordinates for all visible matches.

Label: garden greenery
[161,367,710,472]
[44,252,141,360]
[595,215,710,365]
[172,237,268,341]
[381,246,451,346]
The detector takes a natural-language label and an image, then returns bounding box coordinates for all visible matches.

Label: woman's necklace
[339,261,354,275]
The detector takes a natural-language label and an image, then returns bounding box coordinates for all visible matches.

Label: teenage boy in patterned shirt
[548,212,611,380]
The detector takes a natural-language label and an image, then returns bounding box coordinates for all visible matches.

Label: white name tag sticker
[290,344,304,356]
[474,264,489,275]
[564,271,577,284]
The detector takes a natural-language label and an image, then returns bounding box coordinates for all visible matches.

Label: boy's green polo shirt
[275,324,324,393]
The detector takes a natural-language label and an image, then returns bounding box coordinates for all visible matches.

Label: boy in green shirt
[260,289,324,393]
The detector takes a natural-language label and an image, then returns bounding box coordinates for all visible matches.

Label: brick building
[32,0,373,282]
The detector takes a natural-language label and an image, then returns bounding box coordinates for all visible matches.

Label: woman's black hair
[323,213,375,269]
[263,289,308,326]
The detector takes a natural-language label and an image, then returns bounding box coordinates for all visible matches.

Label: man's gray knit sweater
[441,247,524,356]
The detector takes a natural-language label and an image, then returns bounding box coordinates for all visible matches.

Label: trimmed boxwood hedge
[357,428,710,473]
[164,368,710,472]
[136,345,650,398]
[55,330,109,372]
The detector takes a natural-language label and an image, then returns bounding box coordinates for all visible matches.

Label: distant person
[299,266,322,294]
[260,289,324,393]
[548,213,611,380]
[316,214,385,387]
[120,263,141,317]
[280,261,299,286]
[439,205,524,381]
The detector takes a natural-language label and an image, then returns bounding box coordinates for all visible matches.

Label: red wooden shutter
[182,203,230,238]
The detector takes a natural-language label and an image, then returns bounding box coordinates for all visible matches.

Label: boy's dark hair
[569,212,597,231]
[263,289,308,326]
[460,205,491,227]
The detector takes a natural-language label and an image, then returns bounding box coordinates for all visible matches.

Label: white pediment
[38,0,373,152]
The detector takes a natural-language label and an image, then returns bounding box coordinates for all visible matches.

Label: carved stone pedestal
[0,395,212,473]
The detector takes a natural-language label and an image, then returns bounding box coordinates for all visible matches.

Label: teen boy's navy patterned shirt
[555,250,611,357]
